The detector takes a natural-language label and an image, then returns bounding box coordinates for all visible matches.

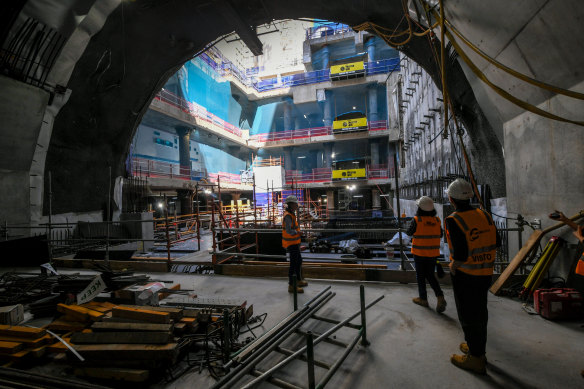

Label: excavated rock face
[45,0,504,214]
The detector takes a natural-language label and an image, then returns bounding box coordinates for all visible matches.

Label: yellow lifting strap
[445,28,584,128]
[444,19,584,101]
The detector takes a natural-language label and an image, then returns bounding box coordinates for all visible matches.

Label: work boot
[297,280,308,287]
[288,285,304,294]
[412,297,429,307]
[450,354,487,374]
[460,342,469,354]
[459,343,487,362]
[436,296,447,313]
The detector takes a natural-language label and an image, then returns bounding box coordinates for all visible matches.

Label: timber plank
[112,307,171,324]
[490,230,543,295]
[47,319,87,332]
[91,322,173,333]
[0,342,23,354]
[57,304,104,322]
[118,305,182,321]
[73,367,150,383]
[0,334,50,348]
[0,325,45,339]
[74,343,178,361]
[70,331,174,345]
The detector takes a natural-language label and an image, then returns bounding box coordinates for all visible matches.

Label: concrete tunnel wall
[0,0,582,263]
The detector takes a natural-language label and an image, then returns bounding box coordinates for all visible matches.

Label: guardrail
[250,120,388,143]
[305,23,354,40]
[285,165,394,184]
[132,157,206,181]
[154,89,243,138]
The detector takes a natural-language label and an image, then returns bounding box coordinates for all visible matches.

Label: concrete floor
[4,267,583,388]
[149,272,583,389]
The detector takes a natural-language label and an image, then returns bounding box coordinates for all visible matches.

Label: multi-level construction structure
[131,21,401,216]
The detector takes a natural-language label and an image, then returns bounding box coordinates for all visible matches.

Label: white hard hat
[447,178,474,200]
[416,196,434,211]
[285,195,298,204]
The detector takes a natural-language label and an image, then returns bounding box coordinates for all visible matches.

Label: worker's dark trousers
[413,255,444,300]
[288,244,302,285]
[451,271,492,357]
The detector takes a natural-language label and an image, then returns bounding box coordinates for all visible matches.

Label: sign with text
[77,275,106,305]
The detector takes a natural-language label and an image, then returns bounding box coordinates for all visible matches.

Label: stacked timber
[42,301,201,384]
[0,324,51,366]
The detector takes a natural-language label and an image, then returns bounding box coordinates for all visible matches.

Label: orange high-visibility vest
[446,208,497,276]
[282,210,301,248]
[576,252,584,276]
[411,216,441,257]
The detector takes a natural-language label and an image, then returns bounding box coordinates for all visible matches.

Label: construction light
[352,106,356,110]
[157,202,164,209]
[204,189,211,194]
[303,114,307,118]
[297,156,306,159]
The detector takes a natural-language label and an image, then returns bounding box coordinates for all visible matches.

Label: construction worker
[407,196,446,313]
[445,178,499,375]
[282,196,308,293]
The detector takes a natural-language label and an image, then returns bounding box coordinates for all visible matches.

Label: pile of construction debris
[0,268,256,387]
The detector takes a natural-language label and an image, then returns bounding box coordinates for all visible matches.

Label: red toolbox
[533,288,584,320]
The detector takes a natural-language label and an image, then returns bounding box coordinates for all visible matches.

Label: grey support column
[322,45,330,70]
[326,190,335,211]
[323,90,334,127]
[283,100,294,131]
[323,143,333,168]
[177,189,192,215]
[370,140,380,166]
[372,189,381,210]
[284,147,294,171]
[368,84,379,122]
[366,37,376,62]
[175,126,192,178]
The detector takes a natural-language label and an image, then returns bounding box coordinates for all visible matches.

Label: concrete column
[284,147,294,170]
[295,116,303,130]
[316,150,324,168]
[295,154,303,171]
[322,45,330,69]
[370,140,380,166]
[366,37,376,62]
[371,189,381,209]
[175,126,192,177]
[323,90,334,126]
[283,100,293,131]
[326,189,335,211]
[368,84,379,122]
[177,189,192,215]
[323,143,333,168]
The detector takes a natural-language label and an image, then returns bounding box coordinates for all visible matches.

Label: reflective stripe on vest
[411,216,441,257]
[282,211,301,248]
[446,208,497,276]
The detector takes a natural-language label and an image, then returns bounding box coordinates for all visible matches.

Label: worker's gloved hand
[549,210,568,223]
[449,261,461,275]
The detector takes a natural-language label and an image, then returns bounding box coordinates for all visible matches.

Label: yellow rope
[444,19,584,101]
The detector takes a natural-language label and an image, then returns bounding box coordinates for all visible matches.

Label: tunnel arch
[43,0,503,215]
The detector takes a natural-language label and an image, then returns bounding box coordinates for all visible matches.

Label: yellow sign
[332,117,368,133]
[330,61,365,77]
[332,168,366,181]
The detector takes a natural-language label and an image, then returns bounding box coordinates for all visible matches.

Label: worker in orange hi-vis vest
[445,178,500,375]
[406,196,446,313]
[282,196,308,294]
